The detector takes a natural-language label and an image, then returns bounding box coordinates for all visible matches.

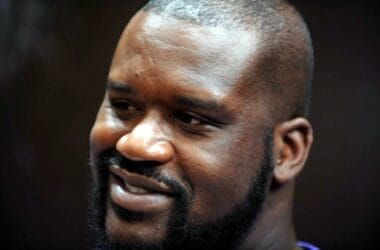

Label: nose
[116,123,174,163]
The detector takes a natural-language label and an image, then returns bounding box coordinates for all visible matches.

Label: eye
[110,99,140,119]
[111,99,137,111]
[174,112,204,125]
[173,112,219,136]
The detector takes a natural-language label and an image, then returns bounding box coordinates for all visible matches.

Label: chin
[105,201,171,247]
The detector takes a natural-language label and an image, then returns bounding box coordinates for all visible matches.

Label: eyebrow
[107,80,228,115]
[106,81,136,95]
[174,95,225,112]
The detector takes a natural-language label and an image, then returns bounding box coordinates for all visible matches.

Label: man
[89,0,316,249]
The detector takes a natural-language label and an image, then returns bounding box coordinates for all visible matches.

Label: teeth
[125,182,149,194]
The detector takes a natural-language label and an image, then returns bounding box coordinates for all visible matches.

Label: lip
[109,165,173,213]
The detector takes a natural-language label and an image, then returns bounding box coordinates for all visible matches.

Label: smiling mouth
[124,182,149,194]
[109,165,173,213]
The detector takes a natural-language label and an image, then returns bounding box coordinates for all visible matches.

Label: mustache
[102,149,160,177]
[97,149,187,196]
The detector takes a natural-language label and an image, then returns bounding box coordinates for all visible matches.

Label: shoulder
[297,241,320,250]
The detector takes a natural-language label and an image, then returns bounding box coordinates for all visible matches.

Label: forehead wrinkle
[139,11,259,60]
[133,12,261,93]
[111,11,264,110]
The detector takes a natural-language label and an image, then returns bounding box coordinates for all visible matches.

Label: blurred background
[0,0,378,249]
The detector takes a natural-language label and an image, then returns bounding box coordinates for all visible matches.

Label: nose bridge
[116,111,174,162]
[132,120,162,147]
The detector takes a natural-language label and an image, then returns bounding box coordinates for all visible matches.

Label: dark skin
[90,11,313,250]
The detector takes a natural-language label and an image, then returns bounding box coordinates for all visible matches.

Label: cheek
[180,132,264,224]
[90,106,127,157]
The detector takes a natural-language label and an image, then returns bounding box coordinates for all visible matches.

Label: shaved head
[144,0,314,121]
[89,1,315,249]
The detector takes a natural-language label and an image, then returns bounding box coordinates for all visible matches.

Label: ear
[272,117,313,183]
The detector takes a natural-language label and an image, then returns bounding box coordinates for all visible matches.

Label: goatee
[89,130,274,250]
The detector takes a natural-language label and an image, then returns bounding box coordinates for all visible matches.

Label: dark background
[0,0,378,249]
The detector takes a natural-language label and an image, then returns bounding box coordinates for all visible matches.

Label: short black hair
[143,0,314,120]
[144,0,287,29]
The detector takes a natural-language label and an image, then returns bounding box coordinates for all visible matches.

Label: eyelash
[110,99,140,118]
[173,111,222,136]
[174,112,205,125]
[109,99,218,135]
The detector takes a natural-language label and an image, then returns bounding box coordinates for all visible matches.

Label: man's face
[90,11,274,249]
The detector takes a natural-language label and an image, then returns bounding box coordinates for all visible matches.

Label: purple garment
[297,241,320,250]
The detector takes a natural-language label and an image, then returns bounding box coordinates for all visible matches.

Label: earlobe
[272,118,313,183]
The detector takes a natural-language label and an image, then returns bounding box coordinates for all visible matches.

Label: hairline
[140,0,313,120]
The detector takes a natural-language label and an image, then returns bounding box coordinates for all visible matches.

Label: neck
[238,181,298,250]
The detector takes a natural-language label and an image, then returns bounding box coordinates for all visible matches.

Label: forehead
[109,11,259,100]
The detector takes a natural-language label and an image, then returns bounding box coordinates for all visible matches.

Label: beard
[89,130,274,250]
